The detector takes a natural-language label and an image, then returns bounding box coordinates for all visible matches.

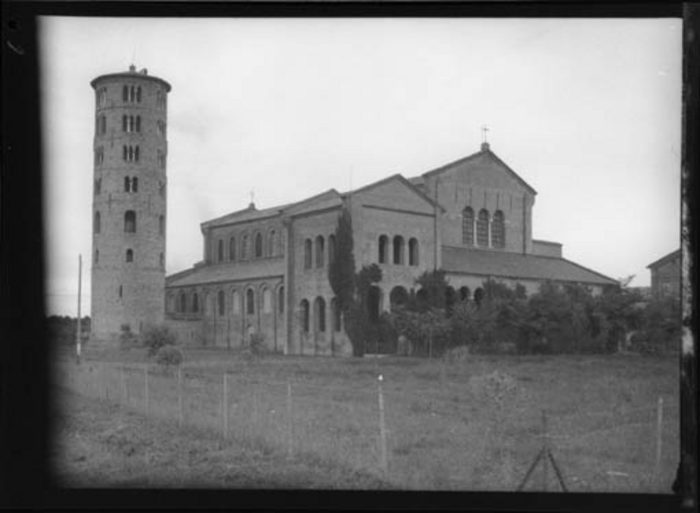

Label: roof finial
[481,125,490,151]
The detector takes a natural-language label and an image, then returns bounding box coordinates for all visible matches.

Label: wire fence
[56,359,679,492]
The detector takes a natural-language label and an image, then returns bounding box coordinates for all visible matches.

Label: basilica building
[163,141,616,355]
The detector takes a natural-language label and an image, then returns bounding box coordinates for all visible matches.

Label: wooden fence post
[178,366,183,429]
[223,372,229,439]
[541,410,548,491]
[655,397,664,484]
[144,364,150,416]
[286,380,293,459]
[377,374,389,475]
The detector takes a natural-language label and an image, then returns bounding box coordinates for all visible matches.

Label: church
[163,140,617,355]
[88,65,615,354]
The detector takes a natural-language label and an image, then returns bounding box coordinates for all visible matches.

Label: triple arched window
[122,115,141,133]
[462,207,506,249]
[122,85,142,103]
[123,145,140,162]
[377,235,418,266]
[124,176,138,193]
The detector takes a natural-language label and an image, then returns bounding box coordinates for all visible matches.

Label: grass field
[54,348,680,492]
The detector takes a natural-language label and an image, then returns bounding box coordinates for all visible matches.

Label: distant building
[647,249,681,301]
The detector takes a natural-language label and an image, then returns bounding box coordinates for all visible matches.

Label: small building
[647,249,681,301]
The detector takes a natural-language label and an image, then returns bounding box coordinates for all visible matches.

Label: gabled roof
[202,203,291,229]
[166,262,283,288]
[442,246,617,286]
[421,145,537,196]
[342,173,445,213]
[647,249,681,270]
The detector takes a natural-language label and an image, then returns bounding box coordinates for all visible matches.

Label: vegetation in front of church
[386,275,680,356]
[47,315,91,346]
[142,324,179,357]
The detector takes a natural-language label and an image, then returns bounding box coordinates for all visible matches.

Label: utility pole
[76,254,82,364]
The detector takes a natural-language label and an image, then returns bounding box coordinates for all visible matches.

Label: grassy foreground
[55,348,680,492]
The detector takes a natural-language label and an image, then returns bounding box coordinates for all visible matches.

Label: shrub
[119,323,139,349]
[142,324,178,357]
[155,345,183,370]
[250,332,268,355]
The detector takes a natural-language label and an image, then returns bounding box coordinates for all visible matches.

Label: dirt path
[52,389,392,489]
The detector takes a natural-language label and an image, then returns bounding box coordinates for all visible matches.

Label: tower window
[95,147,104,166]
[93,211,101,234]
[96,87,107,106]
[132,177,138,192]
[159,252,164,269]
[159,215,165,236]
[157,151,166,169]
[126,249,133,263]
[124,177,131,192]
[96,115,106,135]
[94,178,101,195]
[278,286,285,315]
[122,85,128,102]
[119,285,123,298]
[135,116,141,132]
[123,145,140,163]
[157,120,166,137]
[124,210,136,233]
[95,249,99,264]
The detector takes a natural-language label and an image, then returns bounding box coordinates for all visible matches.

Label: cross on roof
[481,125,490,143]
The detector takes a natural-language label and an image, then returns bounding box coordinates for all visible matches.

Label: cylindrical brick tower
[90,65,171,343]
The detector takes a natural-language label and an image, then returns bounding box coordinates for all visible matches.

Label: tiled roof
[442,246,616,286]
[166,262,283,288]
[202,203,292,229]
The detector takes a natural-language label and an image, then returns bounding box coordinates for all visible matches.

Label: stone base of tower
[87,332,122,351]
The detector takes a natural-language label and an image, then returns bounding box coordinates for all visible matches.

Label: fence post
[286,380,293,459]
[144,364,150,416]
[377,374,389,476]
[121,365,127,406]
[223,372,229,440]
[178,366,183,429]
[541,410,548,492]
[655,397,664,484]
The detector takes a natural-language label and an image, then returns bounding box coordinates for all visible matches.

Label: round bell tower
[90,65,171,343]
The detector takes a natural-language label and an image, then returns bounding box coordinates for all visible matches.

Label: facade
[90,65,171,344]
[164,141,617,355]
[647,249,681,301]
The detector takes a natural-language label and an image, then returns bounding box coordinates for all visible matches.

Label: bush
[142,324,178,357]
[250,332,268,355]
[155,345,183,370]
[119,323,139,349]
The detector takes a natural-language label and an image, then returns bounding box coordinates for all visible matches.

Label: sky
[39,16,682,317]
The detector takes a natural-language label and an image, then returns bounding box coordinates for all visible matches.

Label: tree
[328,207,355,313]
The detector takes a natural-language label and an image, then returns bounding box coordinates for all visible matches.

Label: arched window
[315,297,326,333]
[217,239,224,262]
[459,286,471,302]
[278,286,285,315]
[125,249,133,263]
[124,176,131,192]
[408,238,419,266]
[159,253,164,269]
[94,178,101,195]
[492,210,505,249]
[159,215,165,236]
[255,232,263,258]
[263,288,272,313]
[98,115,106,134]
[328,234,337,266]
[124,210,136,233]
[462,207,475,246]
[315,236,325,268]
[136,86,142,103]
[122,115,128,132]
[268,230,276,257]
[135,116,141,132]
[393,236,405,265]
[300,299,310,333]
[229,237,236,261]
[378,235,389,264]
[132,177,138,192]
[331,298,342,332]
[477,209,489,247]
[218,290,225,317]
[232,290,241,314]
[179,292,187,313]
[246,288,255,315]
[123,145,128,161]
[134,146,139,162]
[304,239,313,269]
[94,211,101,234]
[240,234,249,260]
[94,249,99,264]
[122,85,128,102]
[192,293,199,313]
[390,286,409,308]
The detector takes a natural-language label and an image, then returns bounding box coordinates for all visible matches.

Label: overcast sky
[40,16,682,317]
